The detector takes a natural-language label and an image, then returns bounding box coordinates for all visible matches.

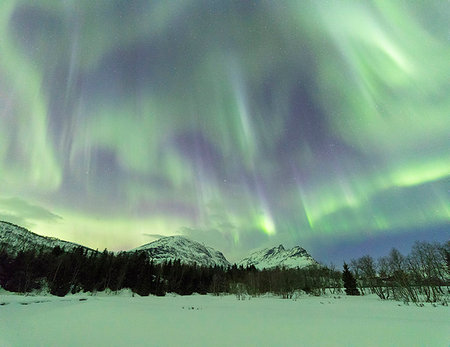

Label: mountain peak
[131,235,230,268]
[237,244,317,270]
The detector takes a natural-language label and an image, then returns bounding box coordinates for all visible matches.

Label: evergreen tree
[342,263,359,296]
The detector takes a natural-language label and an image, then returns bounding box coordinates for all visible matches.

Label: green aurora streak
[0,1,448,260]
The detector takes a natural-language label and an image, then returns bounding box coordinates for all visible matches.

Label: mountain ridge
[0,220,93,255]
[237,244,318,270]
[1,220,318,269]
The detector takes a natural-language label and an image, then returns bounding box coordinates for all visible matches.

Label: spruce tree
[342,263,360,296]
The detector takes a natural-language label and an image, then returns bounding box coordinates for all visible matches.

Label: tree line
[0,240,448,304]
[0,246,341,298]
[348,240,449,304]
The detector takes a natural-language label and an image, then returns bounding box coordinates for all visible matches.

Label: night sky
[0,1,449,264]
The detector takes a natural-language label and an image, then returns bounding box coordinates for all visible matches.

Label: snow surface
[0,291,448,347]
[238,244,318,269]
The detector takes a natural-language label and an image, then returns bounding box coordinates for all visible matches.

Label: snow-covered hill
[0,221,92,255]
[131,236,230,268]
[237,244,318,270]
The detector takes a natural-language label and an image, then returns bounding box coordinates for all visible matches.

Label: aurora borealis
[0,1,448,263]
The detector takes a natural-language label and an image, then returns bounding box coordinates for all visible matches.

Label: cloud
[0,197,62,227]
[141,233,169,241]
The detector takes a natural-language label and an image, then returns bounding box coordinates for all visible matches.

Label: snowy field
[0,291,448,347]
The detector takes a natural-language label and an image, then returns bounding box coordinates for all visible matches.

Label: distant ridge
[237,244,318,270]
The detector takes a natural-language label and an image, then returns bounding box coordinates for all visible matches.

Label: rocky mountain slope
[237,244,318,270]
[0,221,92,255]
[130,236,231,268]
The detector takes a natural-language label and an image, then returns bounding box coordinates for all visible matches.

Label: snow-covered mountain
[1,221,229,268]
[131,236,230,268]
[237,244,318,270]
[0,221,92,255]
[1,220,317,271]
